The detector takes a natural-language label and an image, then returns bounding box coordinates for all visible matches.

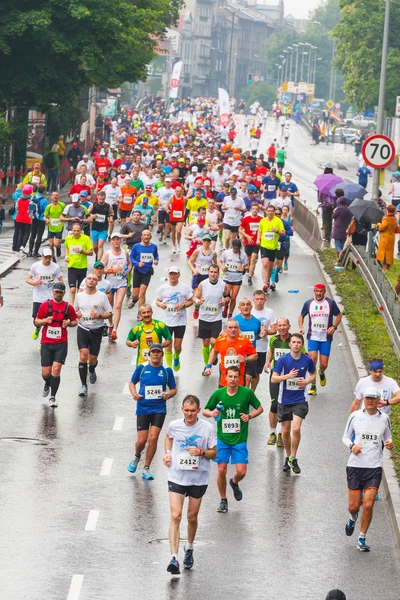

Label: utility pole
[293,44,299,83]
[227,12,235,95]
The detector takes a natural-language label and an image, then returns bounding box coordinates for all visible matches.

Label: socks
[173,351,180,360]
[171,554,177,560]
[271,267,278,283]
[185,542,193,550]
[202,345,211,366]
[50,375,60,397]
[88,361,98,374]
[270,428,277,434]
[350,512,358,522]
[165,351,172,368]
[43,375,51,388]
[359,532,366,538]
[79,362,88,385]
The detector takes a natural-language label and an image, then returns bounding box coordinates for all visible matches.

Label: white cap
[99,149,105,155]
[168,266,180,274]
[72,193,80,203]
[111,232,122,239]
[192,166,198,172]
[120,165,127,170]
[363,387,381,399]
[83,154,89,158]
[42,248,52,257]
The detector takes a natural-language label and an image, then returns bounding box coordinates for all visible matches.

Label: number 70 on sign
[361,134,396,169]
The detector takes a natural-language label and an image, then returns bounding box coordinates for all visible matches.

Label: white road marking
[99,458,113,476]
[122,382,130,394]
[131,354,136,366]
[85,510,100,531]
[113,416,124,431]
[67,575,84,600]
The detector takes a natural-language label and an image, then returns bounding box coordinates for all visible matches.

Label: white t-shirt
[343,409,391,468]
[157,186,174,210]
[157,283,194,327]
[77,160,95,174]
[250,139,259,152]
[251,307,276,352]
[354,375,400,416]
[222,196,246,227]
[74,290,112,330]
[75,173,95,187]
[167,418,216,486]
[29,262,62,302]
[270,197,292,210]
[102,184,122,206]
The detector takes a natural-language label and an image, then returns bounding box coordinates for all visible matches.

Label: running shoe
[291,458,301,475]
[229,477,243,501]
[263,283,270,293]
[172,246,176,254]
[248,276,253,286]
[163,239,167,245]
[357,537,370,552]
[228,313,233,319]
[284,259,288,271]
[345,517,356,537]
[89,370,97,384]
[142,467,155,480]
[282,456,291,472]
[159,234,163,242]
[183,548,194,570]
[32,328,40,340]
[375,492,380,500]
[108,326,113,338]
[126,288,131,298]
[277,432,284,448]
[267,432,277,445]
[216,499,228,513]
[270,282,276,291]
[176,244,181,253]
[193,307,199,320]
[43,385,50,398]
[308,384,317,396]
[222,306,228,319]
[78,385,88,397]
[319,369,327,387]
[111,330,118,341]
[136,313,142,322]
[167,557,180,575]
[49,396,58,408]
[127,455,141,473]
[56,246,61,258]
[128,298,136,310]
[173,356,180,372]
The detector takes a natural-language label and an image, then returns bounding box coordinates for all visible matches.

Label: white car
[347,114,376,129]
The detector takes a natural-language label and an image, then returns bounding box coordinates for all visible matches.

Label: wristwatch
[386,399,390,406]
[349,443,354,450]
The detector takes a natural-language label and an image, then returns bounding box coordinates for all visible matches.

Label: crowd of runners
[6,96,398,573]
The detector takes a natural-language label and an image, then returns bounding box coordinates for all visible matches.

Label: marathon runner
[256,204,285,293]
[64,222,93,305]
[156,267,194,371]
[239,202,263,286]
[233,298,267,388]
[74,273,112,397]
[163,394,216,574]
[128,230,159,316]
[27,248,64,340]
[166,185,185,253]
[34,283,77,407]
[187,234,217,290]
[203,366,263,511]
[103,232,132,341]
[351,358,400,414]
[251,290,277,392]
[271,333,316,474]
[219,238,248,318]
[128,344,177,481]
[43,192,65,262]
[343,387,393,552]
[221,187,246,249]
[126,304,172,365]
[156,176,174,243]
[298,283,342,395]
[90,190,113,261]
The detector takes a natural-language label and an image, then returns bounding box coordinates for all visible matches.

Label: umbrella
[330,181,368,200]
[348,198,384,224]
[314,174,344,195]
[319,161,349,171]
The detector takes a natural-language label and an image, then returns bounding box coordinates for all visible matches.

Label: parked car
[347,114,376,129]
[328,127,357,145]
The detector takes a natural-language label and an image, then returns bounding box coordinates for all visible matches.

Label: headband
[369,360,384,371]
[314,283,326,290]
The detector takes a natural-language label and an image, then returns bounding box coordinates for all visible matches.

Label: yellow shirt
[135,193,159,210]
[259,216,284,250]
[65,233,93,269]
[186,197,208,223]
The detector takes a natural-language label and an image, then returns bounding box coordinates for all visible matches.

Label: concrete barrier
[293,197,323,250]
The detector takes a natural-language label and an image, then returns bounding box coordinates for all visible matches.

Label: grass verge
[318,248,400,477]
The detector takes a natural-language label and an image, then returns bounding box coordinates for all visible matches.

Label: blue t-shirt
[273,352,315,405]
[131,363,176,415]
[357,167,371,185]
[130,242,159,274]
[135,204,155,226]
[262,176,280,199]
[161,164,173,174]
[233,314,261,349]
[243,195,263,211]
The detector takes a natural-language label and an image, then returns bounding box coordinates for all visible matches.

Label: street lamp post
[287,46,294,81]
[300,52,307,81]
[293,44,299,83]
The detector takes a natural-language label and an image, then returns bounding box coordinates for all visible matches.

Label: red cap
[72,142,78,147]
[145,185,153,191]
[33,162,41,169]
[314,283,326,290]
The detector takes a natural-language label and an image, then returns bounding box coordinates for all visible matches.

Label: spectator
[326,591,346,600]
[28,184,48,257]
[319,167,336,242]
[376,204,400,272]
[23,162,47,187]
[311,123,320,145]
[388,174,400,209]
[346,216,371,249]
[0,195,5,233]
[57,135,65,158]
[13,184,32,252]
[331,195,352,258]
[45,144,60,192]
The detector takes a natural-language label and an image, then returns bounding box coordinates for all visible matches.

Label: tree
[240,83,276,111]
[0,0,183,108]
[333,0,400,113]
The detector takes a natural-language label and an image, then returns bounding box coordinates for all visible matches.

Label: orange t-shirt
[214,334,257,386]
[120,185,137,212]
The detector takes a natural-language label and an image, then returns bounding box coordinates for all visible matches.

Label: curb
[313,251,400,551]
[0,254,20,278]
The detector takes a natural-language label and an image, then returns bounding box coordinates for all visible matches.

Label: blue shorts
[110,285,127,294]
[215,440,248,464]
[92,230,108,243]
[307,339,332,356]
[48,231,63,239]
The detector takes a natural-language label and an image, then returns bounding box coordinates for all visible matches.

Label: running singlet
[301,297,341,342]
[105,250,128,289]
[91,202,110,231]
[127,319,172,365]
[169,197,185,222]
[194,247,214,275]
[131,363,176,415]
[199,279,225,322]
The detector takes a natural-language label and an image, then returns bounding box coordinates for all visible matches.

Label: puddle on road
[0,437,50,446]
[149,538,213,547]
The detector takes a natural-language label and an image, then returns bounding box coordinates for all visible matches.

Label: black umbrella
[348,198,384,224]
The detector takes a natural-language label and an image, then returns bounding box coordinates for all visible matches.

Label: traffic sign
[171,78,179,89]
[335,102,341,109]
[220,113,230,127]
[253,75,260,83]
[361,134,396,169]
[326,100,334,109]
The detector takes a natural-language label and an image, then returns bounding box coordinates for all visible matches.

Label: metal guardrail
[341,244,400,359]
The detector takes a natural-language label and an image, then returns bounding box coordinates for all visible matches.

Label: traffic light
[247,73,253,84]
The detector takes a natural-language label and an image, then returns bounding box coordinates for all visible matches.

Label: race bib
[70,245,82,255]
[140,253,154,263]
[249,222,260,231]
[145,385,163,399]
[263,231,275,241]
[166,304,180,314]
[39,275,53,282]
[224,355,240,368]
[357,430,380,447]
[227,214,236,222]
[47,326,61,339]
[199,264,210,274]
[225,261,238,271]
[173,210,183,219]
[222,419,241,433]
[95,214,106,223]
[287,378,300,391]
[80,312,94,325]
[179,452,199,470]
[203,304,218,315]
[50,218,61,227]
[241,331,255,342]
[268,185,276,192]
[312,318,327,332]
[274,348,290,361]
[190,211,198,220]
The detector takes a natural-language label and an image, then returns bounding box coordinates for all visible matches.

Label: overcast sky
[284,0,321,19]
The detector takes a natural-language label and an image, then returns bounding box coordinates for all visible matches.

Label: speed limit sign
[361,134,396,169]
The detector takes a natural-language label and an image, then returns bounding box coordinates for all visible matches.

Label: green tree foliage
[333,0,400,113]
[0,0,183,108]
[240,83,276,110]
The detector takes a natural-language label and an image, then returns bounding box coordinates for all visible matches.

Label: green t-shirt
[129,178,144,192]
[204,386,261,445]
[127,319,172,365]
[44,202,66,232]
[276,149,287,163]
[154,180,164,191]
[65,233,92,269]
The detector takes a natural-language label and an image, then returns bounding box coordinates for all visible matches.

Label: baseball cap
[99,149,105,155]
[93,261,104,268]
[53,282,66,292]
[192,166,198,172]
[145,185,153,191]
[228,157,234,161]
[203,179,212,186]
[22,184,33,195]
[120,164,127,170]
[83,154,89,158]
[363,387,381,399]
[326,590,346,600]
[201,234,212,241]
[79,190,88,197]
[230,187,237,194]
[111,232,122,239]
[149,343,164,353]
[314,283,326,291]
[271,167,277,172]
[72,193,80,203]
[132,208,142,214]
[178,157,185,163]
[165,177,172,182]
[168,266,180,274]
[42,248,53,257]
[197,155,203,160]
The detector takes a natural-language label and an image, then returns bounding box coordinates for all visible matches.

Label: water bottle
[214,402,223,422]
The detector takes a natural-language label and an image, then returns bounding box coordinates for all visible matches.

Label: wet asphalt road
[1,229,400,600]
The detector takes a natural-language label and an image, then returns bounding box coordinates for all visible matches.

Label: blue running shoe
[345,518,356,536]
[183,547,194,569]
[142,467,155,480]
[167,557,180,575]
[127,455,141,473]
[229,477,243,501]
[173,356,180,372]
[357,537,370,552]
